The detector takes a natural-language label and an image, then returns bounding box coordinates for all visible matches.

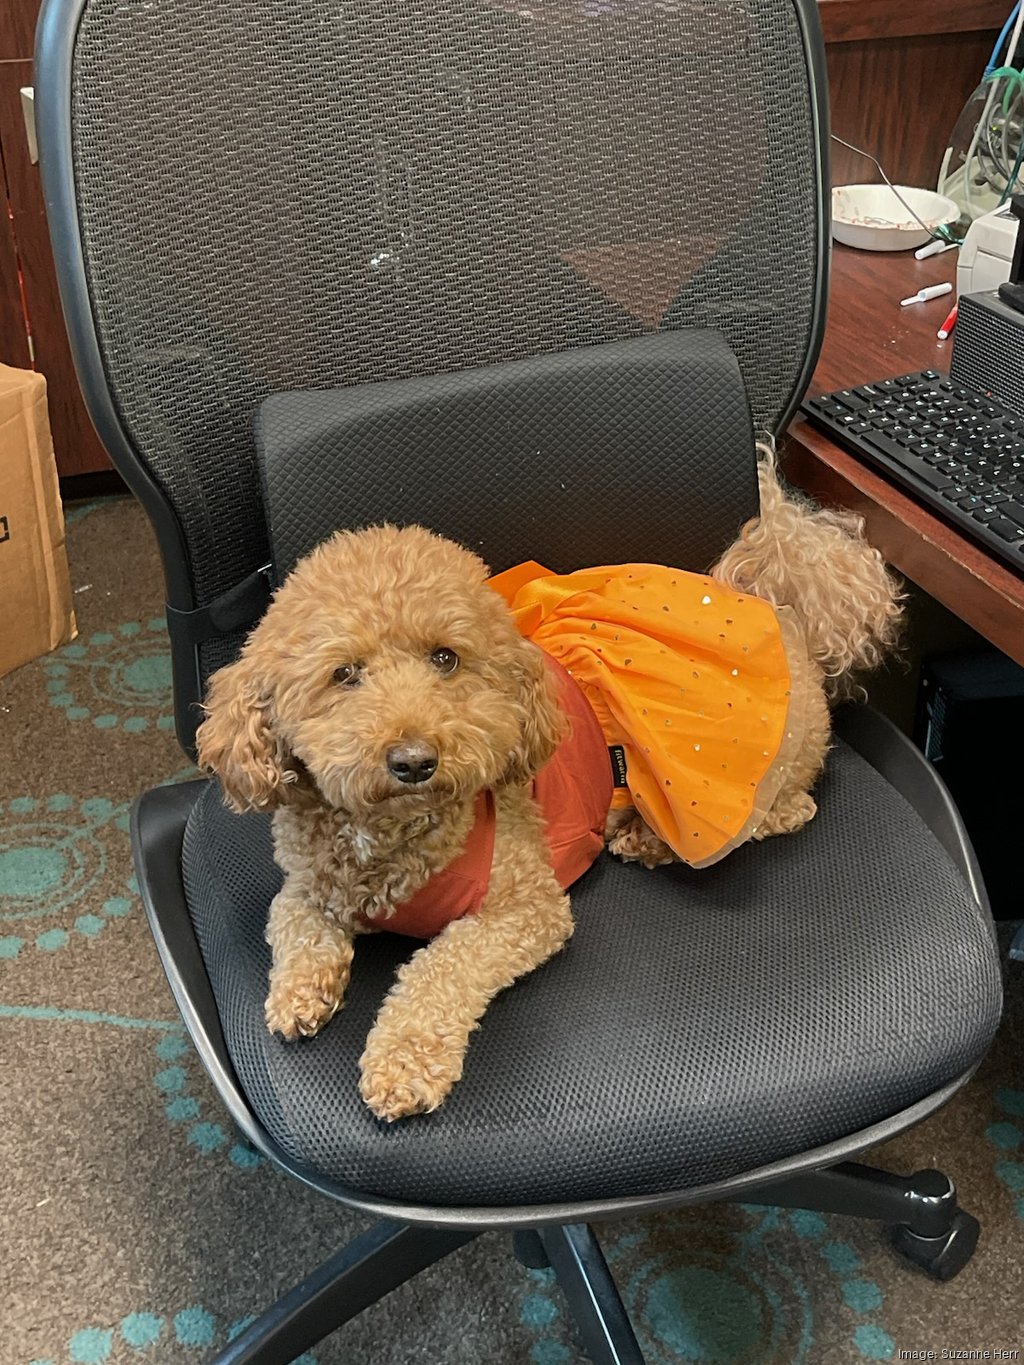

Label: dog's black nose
[386,741,439,785]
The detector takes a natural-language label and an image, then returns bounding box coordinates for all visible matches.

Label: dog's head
[196,525,565,814]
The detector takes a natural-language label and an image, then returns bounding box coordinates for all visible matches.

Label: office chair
[37,1,1002,1361]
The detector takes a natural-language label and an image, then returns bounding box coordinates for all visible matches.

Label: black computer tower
[914,650,1024,918]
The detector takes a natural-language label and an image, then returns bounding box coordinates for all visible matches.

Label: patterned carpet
[2,494,1023,1365]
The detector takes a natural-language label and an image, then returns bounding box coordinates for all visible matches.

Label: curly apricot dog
[196,448,900,1121]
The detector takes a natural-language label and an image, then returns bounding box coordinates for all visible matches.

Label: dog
[196,449,901,1121]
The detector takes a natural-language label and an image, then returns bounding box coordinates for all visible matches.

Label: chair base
[215,1220,478,1365]
[741,1158,978,1264]
[213,1159,979,1364]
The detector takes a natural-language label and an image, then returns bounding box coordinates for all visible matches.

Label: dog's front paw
[607,812,677,869]
[265,965,345,1041]
[358,1030,465,1122]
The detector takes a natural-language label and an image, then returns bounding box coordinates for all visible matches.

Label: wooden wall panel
[0,0,38,63]
[0,160,32,369]
[826,30,998,188]
[819,0,1009,44]
[0,60,109,475]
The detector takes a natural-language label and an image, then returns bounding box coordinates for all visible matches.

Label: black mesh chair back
[38,0,829,749]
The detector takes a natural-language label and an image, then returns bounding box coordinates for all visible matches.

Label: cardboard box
[1,363,77,677]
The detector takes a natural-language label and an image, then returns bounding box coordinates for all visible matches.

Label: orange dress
[489,561,794,869]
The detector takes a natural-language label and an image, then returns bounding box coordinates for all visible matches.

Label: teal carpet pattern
[2,495,1023,1365]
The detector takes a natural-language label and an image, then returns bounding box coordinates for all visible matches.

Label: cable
[987,0,1021,75]
[994,81,1024,189]
[1001,103,1024,204]
[963,3,1024,217]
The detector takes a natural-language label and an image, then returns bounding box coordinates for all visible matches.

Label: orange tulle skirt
[489,561,794,868]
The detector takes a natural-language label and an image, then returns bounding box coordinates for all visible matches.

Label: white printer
[957,203,1017,295]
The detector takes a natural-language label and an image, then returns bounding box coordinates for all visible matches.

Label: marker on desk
[914,239,958,260]
[937,301,958,340]
[900,282,953,307]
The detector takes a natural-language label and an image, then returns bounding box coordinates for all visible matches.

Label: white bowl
[831,184,961,251]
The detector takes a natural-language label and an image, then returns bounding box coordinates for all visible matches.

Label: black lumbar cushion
[255,330,757,584]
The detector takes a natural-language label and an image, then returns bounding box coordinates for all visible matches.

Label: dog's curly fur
[196,447,901,1121]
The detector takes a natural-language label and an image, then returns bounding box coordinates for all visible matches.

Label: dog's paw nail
[359,1070,432,1121]
[265,977,343,1041]
[358,1040,460,1121]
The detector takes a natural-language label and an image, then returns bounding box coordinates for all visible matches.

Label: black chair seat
[181,739,1000,1209]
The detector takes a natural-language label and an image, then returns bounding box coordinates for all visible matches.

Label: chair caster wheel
[891,1211,980,1281]
[513,1230,551,1270]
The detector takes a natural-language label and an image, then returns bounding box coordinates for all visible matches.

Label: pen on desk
[937,302,958,340]
[900,282,953,307]
[914,239,958,260]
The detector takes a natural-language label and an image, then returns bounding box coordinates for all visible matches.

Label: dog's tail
[712,442,903,697]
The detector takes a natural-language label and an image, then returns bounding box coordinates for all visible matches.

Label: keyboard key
[973,507,1001,523]
[917,466,958,492]
[1004,501,1024,527]
[988,518,1024,542]
[810,399,847,418]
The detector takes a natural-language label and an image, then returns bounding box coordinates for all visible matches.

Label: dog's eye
[332,663,362,687]
[430,647,459,675]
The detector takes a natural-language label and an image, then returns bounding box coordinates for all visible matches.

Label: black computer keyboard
[801,370,1024,574]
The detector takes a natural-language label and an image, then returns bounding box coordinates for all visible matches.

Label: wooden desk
[782,244,1024,667]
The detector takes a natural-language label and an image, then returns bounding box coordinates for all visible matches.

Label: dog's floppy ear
[196,652,292,812]
[503,640,566,785]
